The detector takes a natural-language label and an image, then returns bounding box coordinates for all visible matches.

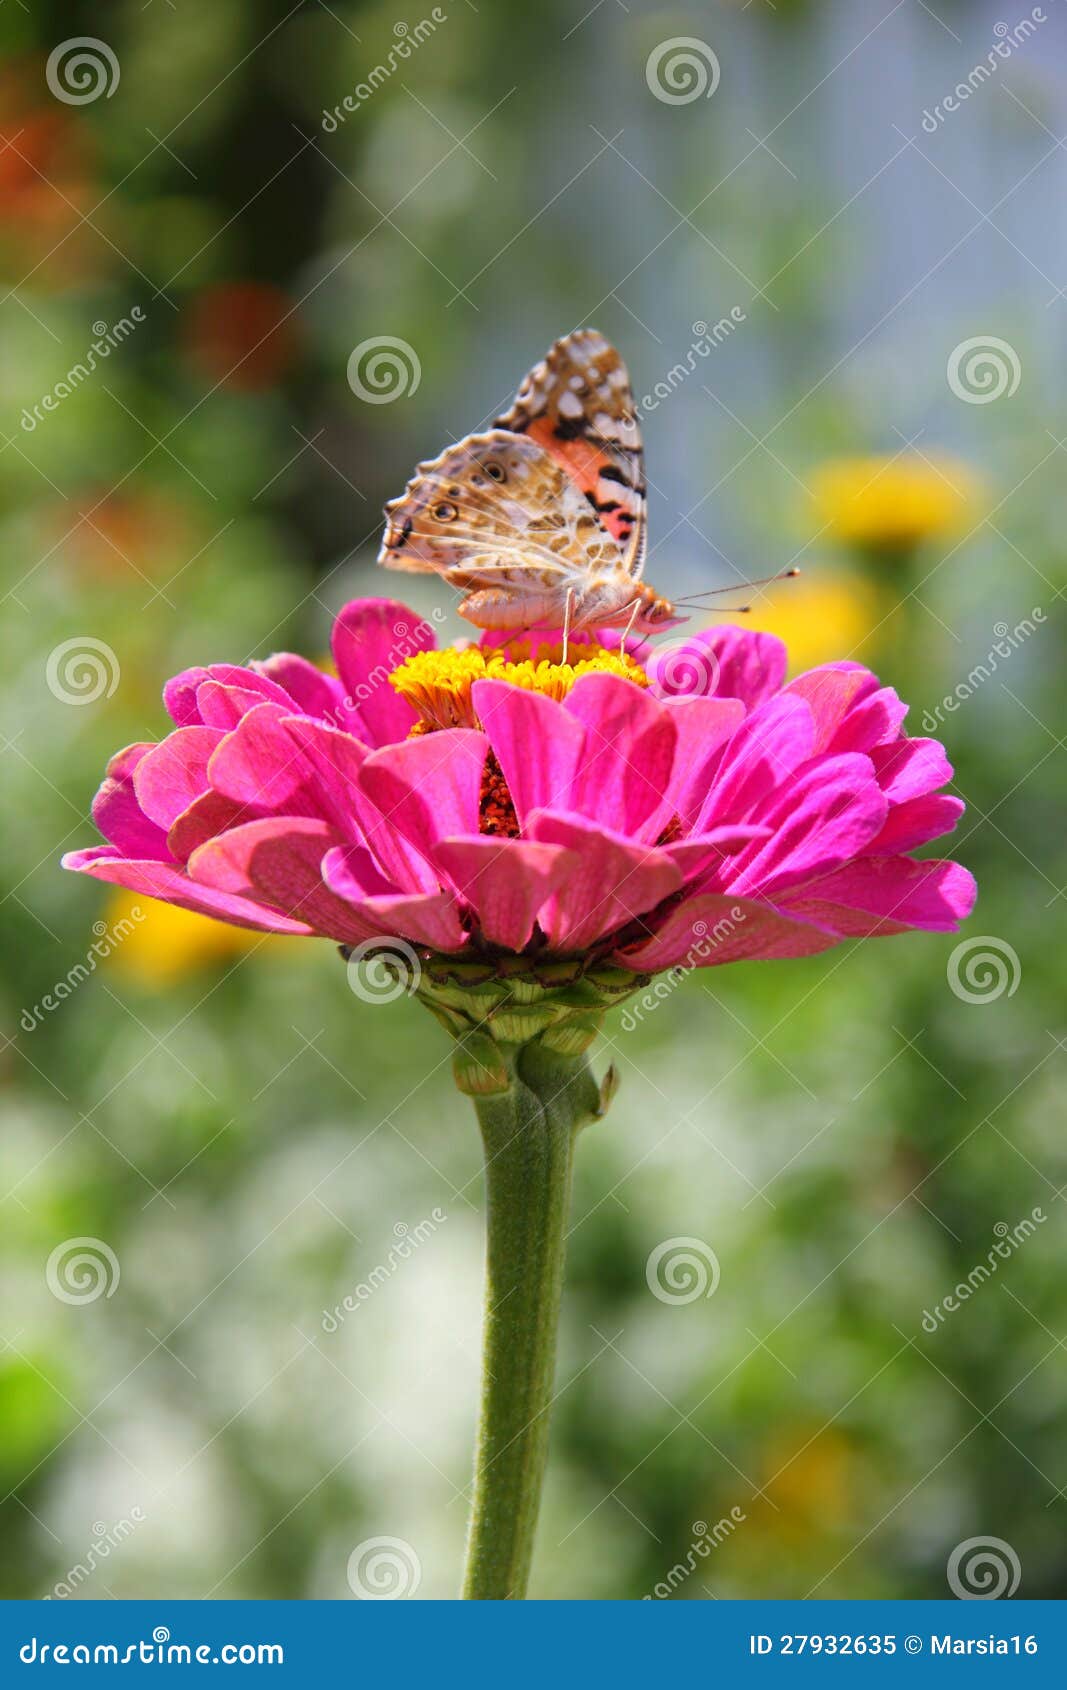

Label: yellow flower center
[390,639,648,732]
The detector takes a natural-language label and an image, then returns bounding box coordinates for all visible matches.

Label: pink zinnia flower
[62,592,978,1604]
[63,598,976,965]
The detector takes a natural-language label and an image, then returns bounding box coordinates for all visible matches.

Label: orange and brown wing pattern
[377,429,624,592]
[496,328,646,575]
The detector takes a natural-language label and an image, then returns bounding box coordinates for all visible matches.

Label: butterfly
[377,329,680,640]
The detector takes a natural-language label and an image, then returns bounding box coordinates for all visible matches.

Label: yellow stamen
[390,639,648,731]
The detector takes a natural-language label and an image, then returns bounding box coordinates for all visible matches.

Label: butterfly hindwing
[495,328,646,576]
[378,430,626,600]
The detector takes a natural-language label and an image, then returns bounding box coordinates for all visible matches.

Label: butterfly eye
[484,462,506,483]
[432,500,458,522]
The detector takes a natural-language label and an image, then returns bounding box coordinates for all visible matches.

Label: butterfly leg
[562,588,575,666]
[621,597,642,649]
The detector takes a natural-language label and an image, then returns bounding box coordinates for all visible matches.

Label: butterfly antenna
[674,566,799,608]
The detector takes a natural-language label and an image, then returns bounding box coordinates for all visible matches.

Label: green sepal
[452,1033,511,1096]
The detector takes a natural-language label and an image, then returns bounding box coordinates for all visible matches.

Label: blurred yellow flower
[743,1425,861,1545]
[811,455,982,554]
[743,573,889,672]
[102,888,272,987]
[762,1425,855,1523]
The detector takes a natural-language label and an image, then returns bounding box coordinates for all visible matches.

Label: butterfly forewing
[495,328,646,576]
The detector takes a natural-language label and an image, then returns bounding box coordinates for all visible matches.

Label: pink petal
[594,626,650,662]
[357,730,488,890]
[322,847,466,951]
[254,653,346,722]
[163,668,210,727]
[189,817,367,941]
[331,598,435,747]
[167,790,255,862]
[133,726,225,830]
[204,663,295,704]
[59,849,313,934]
[349,892,467,952]
[98,742,153,784]
[662,697,745,826]
[863,794,965,856]
[869,736,953,803]
[832,687,908,753]
[697,694,816,828]
[474,680,585,824]
[340,807,437,899]
[315,842,397,898]
[788,666,906,754]
[785,665,876,746]
[91,742,173,859]
[207,704,329,818]
[163,664,292,727]
[779,856,978,935]
[564,672,677,839]
[527,810,681,953]
[281,716,372,841]
[613,892,841,971]
[726,753,887,898]
[480,624,563,652]
[648,626,787,711]
[433,835,574,951]
[195,680,283,730]
[666,825,772,884]
[64,845,130,871]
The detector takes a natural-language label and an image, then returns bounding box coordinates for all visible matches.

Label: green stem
[461,1040,601,1600]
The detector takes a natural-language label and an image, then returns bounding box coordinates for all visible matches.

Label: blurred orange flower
[0,62,103,284]
[51,491,198,584]
[182,281,299,390]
